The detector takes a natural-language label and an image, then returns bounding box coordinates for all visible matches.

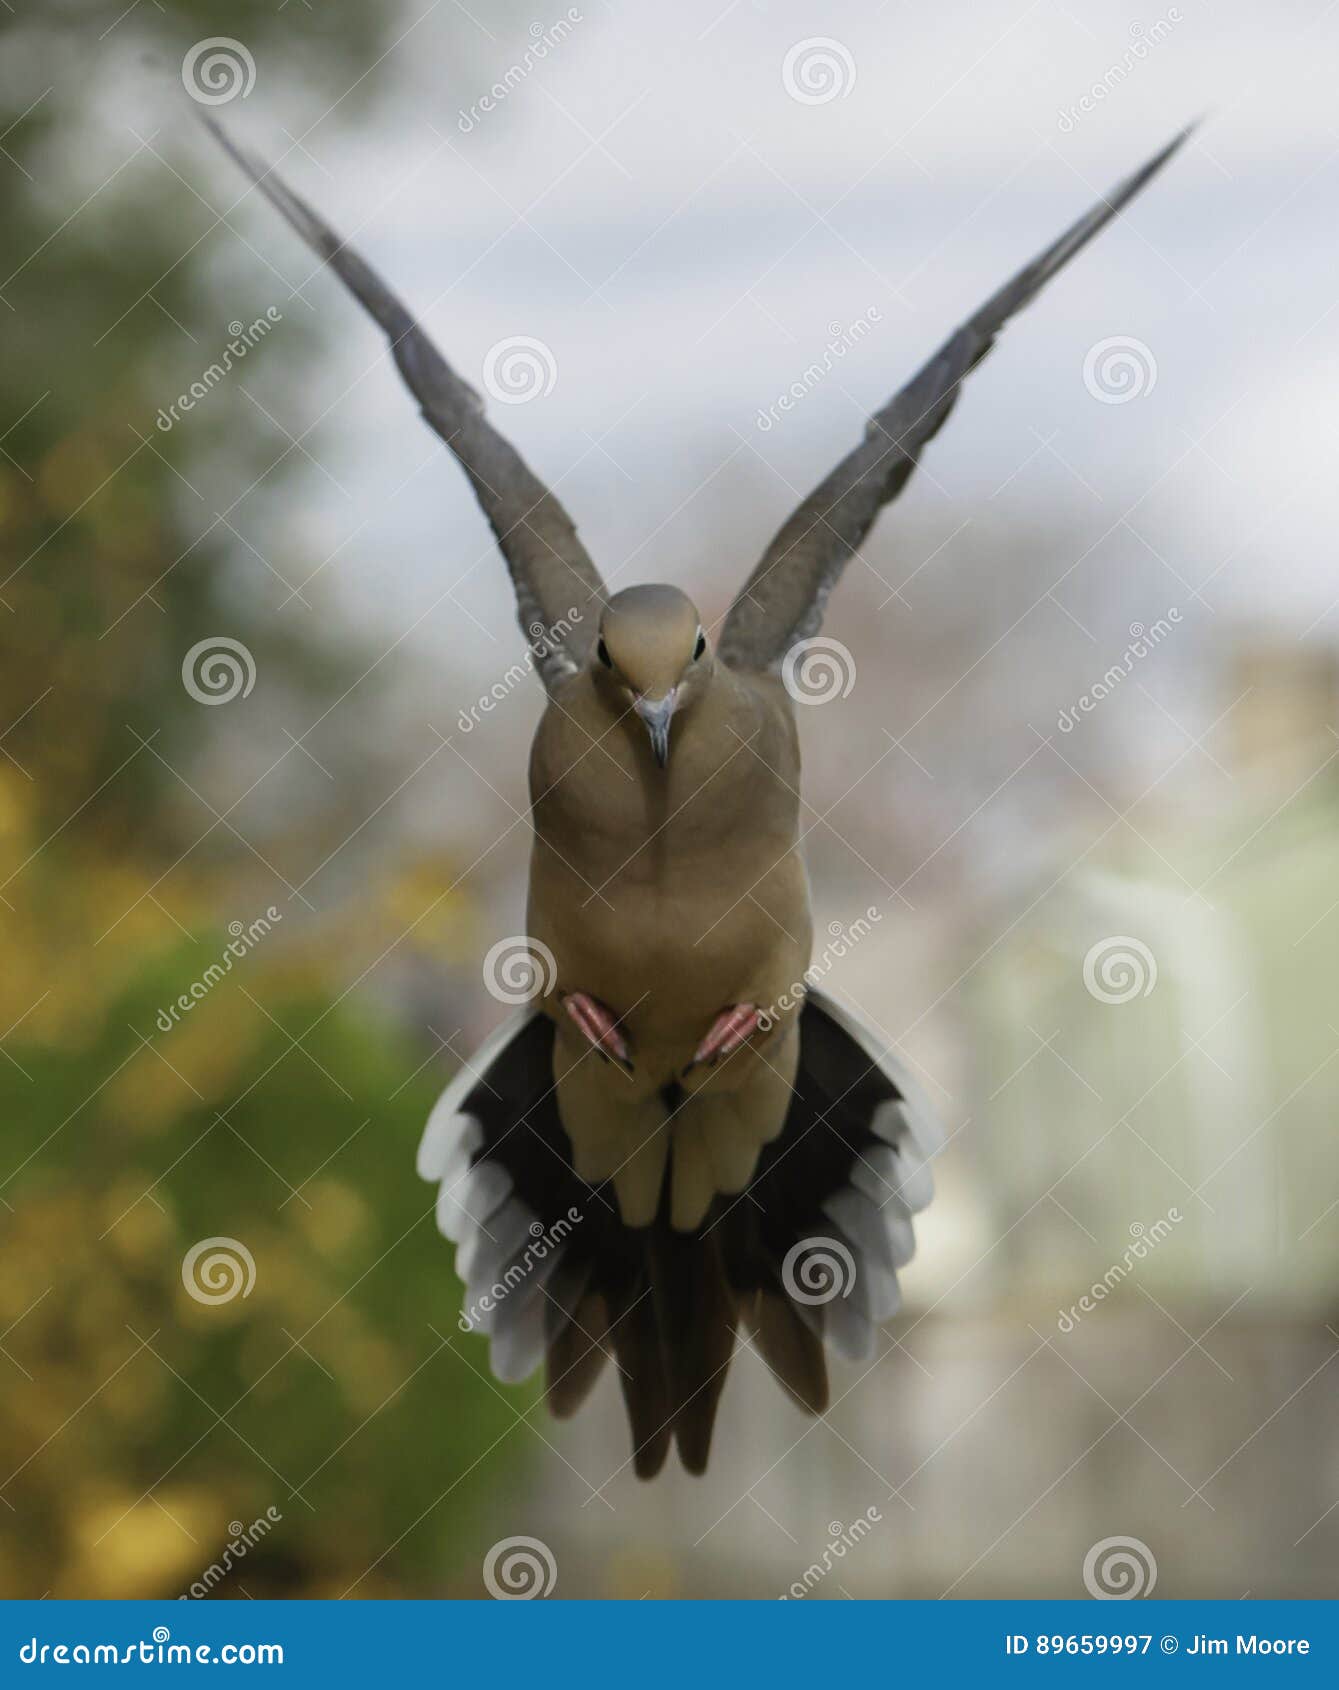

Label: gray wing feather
[202,116,605,692]
[719,126,1194,672]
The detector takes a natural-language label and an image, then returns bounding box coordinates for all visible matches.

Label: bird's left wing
[718,126,1194,673]
[202,116,605,692]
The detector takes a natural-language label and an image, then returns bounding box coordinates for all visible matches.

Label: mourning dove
[208,117,1191,1475]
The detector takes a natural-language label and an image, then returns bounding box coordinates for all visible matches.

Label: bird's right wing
[203,116,606,692]
[719,126,1194,673]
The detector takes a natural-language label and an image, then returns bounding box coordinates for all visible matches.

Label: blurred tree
[0,0,527,1597]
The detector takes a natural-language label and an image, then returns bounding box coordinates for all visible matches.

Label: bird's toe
[562,991,633,1070]
[685,1003,762,1071]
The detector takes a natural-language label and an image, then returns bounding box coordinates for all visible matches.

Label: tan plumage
[528,593,808,1229]
[210,114,1192,1474]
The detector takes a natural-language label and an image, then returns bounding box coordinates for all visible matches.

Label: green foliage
[0,0,388,840]
[0,0,530,1597]
[0,942,525,1597]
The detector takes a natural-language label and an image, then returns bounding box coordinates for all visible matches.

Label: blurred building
[971,638,1339,1315]
[507,641,1339,1599]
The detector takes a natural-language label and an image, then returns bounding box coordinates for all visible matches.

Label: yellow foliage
[169,999,263,1091]
[332,1332,405,1419]
[104,1044,201,1138]
[0,766,30,839]
[102,1359,169,1431]
[380,858,475,955]
[293,1178,371,1258]
[105,1191,175,1268]
[37,431,114,520]
[66,1492,204,1599]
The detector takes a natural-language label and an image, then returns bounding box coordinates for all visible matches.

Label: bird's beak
[634,689,678,768]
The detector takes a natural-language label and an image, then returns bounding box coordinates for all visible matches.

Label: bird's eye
[693,630,706,661]
[597,638,613,669]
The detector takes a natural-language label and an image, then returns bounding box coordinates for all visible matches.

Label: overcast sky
[179,0,1339,646]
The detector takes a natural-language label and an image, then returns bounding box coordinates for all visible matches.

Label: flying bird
[206,116,1190,1476]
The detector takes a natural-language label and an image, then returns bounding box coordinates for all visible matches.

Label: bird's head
[592,584,712,768]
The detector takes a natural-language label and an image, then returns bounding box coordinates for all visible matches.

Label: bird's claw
[563,992,633,1071]
[686,1003,761,1071]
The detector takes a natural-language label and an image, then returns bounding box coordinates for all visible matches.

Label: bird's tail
[417,990,938,1477]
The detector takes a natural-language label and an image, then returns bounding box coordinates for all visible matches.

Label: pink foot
[563,992,632,1068]
[689,1004,761,1069]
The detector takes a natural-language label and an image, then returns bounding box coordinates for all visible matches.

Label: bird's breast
[530,847,810,1070]
[526,693,810,1059]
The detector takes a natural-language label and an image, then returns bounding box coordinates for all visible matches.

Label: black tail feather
[609,1277,673,1479]
[753,1290,829,1415]
[649,1224,737,1476]
[545,1287,609,1420]
[420,991,937,1475]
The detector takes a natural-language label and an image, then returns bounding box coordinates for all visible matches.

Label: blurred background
[2,0,1337,1600]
